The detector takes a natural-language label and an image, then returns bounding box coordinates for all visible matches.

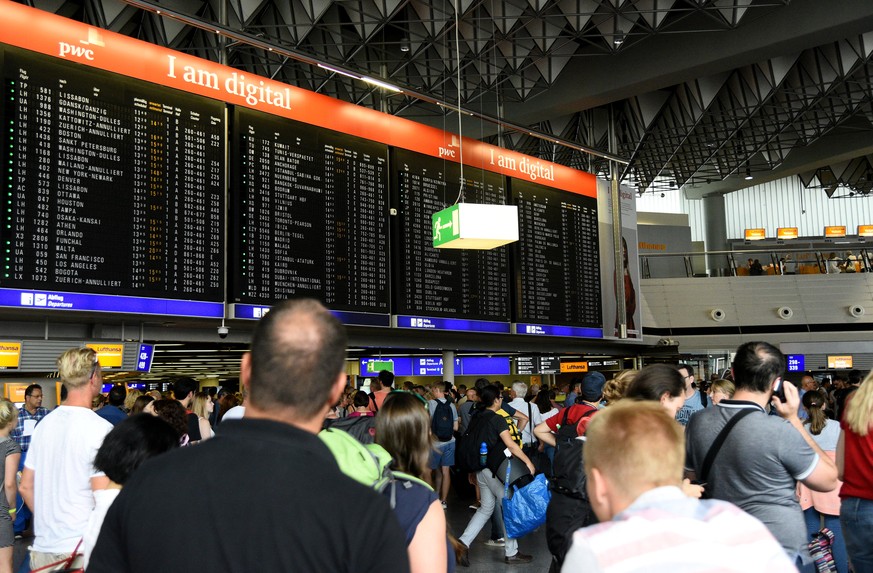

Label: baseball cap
[580,371,606,401]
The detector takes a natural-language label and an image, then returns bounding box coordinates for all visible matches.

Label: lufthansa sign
[560,361,588,373]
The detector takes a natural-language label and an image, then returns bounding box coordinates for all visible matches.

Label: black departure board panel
[394,149,509,322]
[231,107,389,314]
[0,48,224,302]
[513,179,602,328]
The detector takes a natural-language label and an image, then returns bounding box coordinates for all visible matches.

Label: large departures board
[0,48,225,308]
[231,108,390,319]
[513,179,602,335]
[394,149,510,331]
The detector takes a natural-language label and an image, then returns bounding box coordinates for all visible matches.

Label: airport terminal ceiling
[24,0,873,198]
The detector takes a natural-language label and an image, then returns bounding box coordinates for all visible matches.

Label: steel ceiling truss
[608,32,873,192]
[33,0,788,105]
[36,0,861,195]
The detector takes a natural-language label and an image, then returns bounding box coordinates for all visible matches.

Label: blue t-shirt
[95,405,127,426]
[675,391,704,426]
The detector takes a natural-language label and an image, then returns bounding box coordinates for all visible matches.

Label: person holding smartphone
[685,342,839,572]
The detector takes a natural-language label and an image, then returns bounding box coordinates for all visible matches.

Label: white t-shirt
[541,407,560,422]
[508,397,543,446]
[25,406,113,553]
[222,405,246,421]
[82,488,120,568]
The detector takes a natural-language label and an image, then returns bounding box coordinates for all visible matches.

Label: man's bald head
[248,299,347,419]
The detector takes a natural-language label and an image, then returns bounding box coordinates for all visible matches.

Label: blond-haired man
[20,347,112,571]
[561,401,794,573]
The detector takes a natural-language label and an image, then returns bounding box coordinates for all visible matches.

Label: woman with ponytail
[838,372,873,571]
[797,391,847,573]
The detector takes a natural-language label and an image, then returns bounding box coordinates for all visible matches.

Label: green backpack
[318,428,433,508]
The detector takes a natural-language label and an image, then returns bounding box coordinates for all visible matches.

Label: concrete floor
[445,482,552,573]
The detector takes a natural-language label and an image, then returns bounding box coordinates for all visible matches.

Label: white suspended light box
[432,203,519,250]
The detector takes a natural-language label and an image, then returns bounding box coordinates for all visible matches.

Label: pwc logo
[438,134,461,159]
[58,28,105,62]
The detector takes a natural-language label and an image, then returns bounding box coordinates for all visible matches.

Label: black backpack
[324,415,377,444]
[431,399,454,441]
[550,405,597,499]
[455,409,499,473]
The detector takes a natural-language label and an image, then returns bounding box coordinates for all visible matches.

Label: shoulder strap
[527,402,536,445]
[575,406,597,436]
[699,408,755,482]
[391,471,433,491]
[387,471,433,509]
[559,405,572,428]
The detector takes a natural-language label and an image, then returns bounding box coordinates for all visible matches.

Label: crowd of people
[0,301,870,573]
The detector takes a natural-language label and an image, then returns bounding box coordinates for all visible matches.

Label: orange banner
[5,384,28,402]
[744,228,766,240]
[560,361,589,373]
[0,1,595,198]
[858,225,873,237]
[776,227,798,240]
[824,226,847,238]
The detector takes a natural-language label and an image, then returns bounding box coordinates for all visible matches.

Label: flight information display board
[0,48,225,315]
[394,149,510,331]
[231,107,390,322]
[513,179,602,335]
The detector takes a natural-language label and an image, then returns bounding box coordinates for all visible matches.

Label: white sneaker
[484,538,505,547]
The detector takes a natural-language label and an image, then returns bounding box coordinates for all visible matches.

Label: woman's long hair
[376,392,433,480]
[845,374,873,436]
[802,390,828,436]
[534,389,553,415]
[191,391,211,419]
[624,364,684,402]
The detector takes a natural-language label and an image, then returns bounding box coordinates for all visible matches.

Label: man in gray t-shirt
[685,342,838,567]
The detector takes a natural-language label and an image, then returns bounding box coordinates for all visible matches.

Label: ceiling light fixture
[744,167,753,181]
[360,76,402,92]
[317,63,360,80]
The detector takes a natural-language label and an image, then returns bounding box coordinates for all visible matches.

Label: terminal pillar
[703,193,729,276]
[442,350,455,384]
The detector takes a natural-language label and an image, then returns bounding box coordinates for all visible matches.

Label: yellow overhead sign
[744,228,765,240]
[0,343,21,369]
[824,226,847,238]
[560,361,589,373]
[86,343,124,369]
[777,227,798,240]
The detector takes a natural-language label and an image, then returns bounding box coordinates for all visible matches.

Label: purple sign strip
[515,323,603,338]
[396,315,511,334]
[231,304,390,327]
[0,288,223,318]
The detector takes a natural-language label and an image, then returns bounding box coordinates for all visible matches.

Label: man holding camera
[685,341,838,571]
